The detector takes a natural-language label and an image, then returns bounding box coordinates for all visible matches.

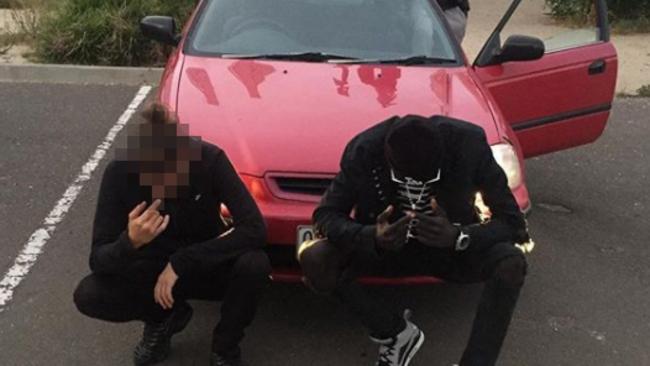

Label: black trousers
[73,250,271,354]
[300,240,526,366]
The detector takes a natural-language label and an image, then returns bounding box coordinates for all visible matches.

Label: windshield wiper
[378,56,457,65]
[337,55,457,65]
[221,52,359,62]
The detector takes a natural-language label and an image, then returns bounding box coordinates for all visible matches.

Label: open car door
[472,0,618,158]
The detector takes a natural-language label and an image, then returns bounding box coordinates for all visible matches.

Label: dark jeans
[300,240,527,366]
[73,250,271,354]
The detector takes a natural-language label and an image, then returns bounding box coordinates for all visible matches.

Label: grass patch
[638,85,650,98]
[0,1,40,56]
[0,0,29,9]
[2,1,41,37]
[616,92,637,98]
[4,0,195,66]
[32,0,195,66]
[549,14,650,34]
[616,85,650,98]
[612,17,650,34]
[545,0,650,34]
[0,36,11,54]
[0,32,27,45]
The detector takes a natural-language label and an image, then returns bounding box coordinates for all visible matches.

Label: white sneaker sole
[403,330,425,366]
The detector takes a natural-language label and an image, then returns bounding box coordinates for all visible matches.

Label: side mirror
[494,35,545,64]
[140,16,180,46]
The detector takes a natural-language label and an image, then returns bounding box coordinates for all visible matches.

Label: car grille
[274,177,333,196]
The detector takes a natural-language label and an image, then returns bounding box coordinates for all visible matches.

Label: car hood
[176,56,499,176]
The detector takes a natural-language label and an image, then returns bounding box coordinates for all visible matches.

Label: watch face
[456,232,470,250]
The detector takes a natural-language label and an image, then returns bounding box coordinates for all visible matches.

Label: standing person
[299,115,529,366]
[73,103,270,366]
[438,0,470,42]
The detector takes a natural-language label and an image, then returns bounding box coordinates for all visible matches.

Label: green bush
[546,0,650,25]
[0,0,25,8]
[606,0,650,20]
[545,0,591,24]
[34,0,195,66]
[638,85,650,98]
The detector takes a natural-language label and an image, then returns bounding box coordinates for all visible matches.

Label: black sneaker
[210,351,247,366]
[370,310,425,366]
[133,302,193,365]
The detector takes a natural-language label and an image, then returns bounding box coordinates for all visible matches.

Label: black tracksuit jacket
[313,115,528,255]
[90,142,266,278]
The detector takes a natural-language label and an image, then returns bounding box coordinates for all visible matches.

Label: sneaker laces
[377,341,397,366]
[373,309,415,366]
[211,352,242,366]
[212,355,230,366]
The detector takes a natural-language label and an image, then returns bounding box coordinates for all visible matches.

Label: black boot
[210,348,247,366]
[133,302,193,365]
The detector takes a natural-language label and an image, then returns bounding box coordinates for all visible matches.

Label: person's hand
[154,262,179,310]
[414,198,459,249]
[375,205,413,251]
[127,200,170,249]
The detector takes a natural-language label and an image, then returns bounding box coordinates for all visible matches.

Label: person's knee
[493,255,527,288]
[73,276,101,317]
[232,250,271,278]
[298,239,343,294]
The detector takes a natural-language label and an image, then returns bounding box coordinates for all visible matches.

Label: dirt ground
[0,9,17,33]
[0,9,30,64]
[1,2,649,93]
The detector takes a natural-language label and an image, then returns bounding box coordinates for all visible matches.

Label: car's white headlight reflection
[490,143,522,189]
[474,192,535,254]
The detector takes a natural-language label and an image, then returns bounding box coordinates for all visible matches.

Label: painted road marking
[0,85,152,312]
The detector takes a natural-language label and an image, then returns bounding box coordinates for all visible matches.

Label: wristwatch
[454,225,471,251]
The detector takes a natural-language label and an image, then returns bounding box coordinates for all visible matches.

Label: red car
[141,0,617,283]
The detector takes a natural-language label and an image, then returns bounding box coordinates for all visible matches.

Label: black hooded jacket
[89,142,266,278]
[313,115,527,254]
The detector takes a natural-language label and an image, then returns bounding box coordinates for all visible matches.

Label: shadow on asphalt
[165,282,482,365]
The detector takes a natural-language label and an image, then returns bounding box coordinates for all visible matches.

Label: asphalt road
[0,82,648,366]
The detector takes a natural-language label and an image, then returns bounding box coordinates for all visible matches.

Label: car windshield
[188,0,458,64]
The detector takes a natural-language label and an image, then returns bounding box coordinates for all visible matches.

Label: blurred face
[385,144,442,183]
[116,122,202,200]
[384,115,444,182]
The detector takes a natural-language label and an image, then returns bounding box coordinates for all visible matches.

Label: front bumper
[262,186,533,285]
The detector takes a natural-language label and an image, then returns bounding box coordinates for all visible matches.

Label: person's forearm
[461,218,522,252]
[313,207,376,255]
[169,149,268,276]
[89,231,137,274]
[169,221,266,276]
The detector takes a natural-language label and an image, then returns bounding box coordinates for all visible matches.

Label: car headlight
[490,143,522,189]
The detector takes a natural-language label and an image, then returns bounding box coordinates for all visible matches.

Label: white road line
[0,85,152,312]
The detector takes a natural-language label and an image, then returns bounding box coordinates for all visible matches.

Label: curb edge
[0,63,163,86]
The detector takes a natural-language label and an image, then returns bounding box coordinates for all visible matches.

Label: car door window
[499,0,601,53]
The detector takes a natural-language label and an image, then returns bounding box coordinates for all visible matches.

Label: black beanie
[384,115,444,181]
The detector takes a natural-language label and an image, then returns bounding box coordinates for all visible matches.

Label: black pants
[300,240,526,366]
[73,250,271,354]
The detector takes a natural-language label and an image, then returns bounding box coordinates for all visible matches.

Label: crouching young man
[73,103,270,366]
[299,115,529,366]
